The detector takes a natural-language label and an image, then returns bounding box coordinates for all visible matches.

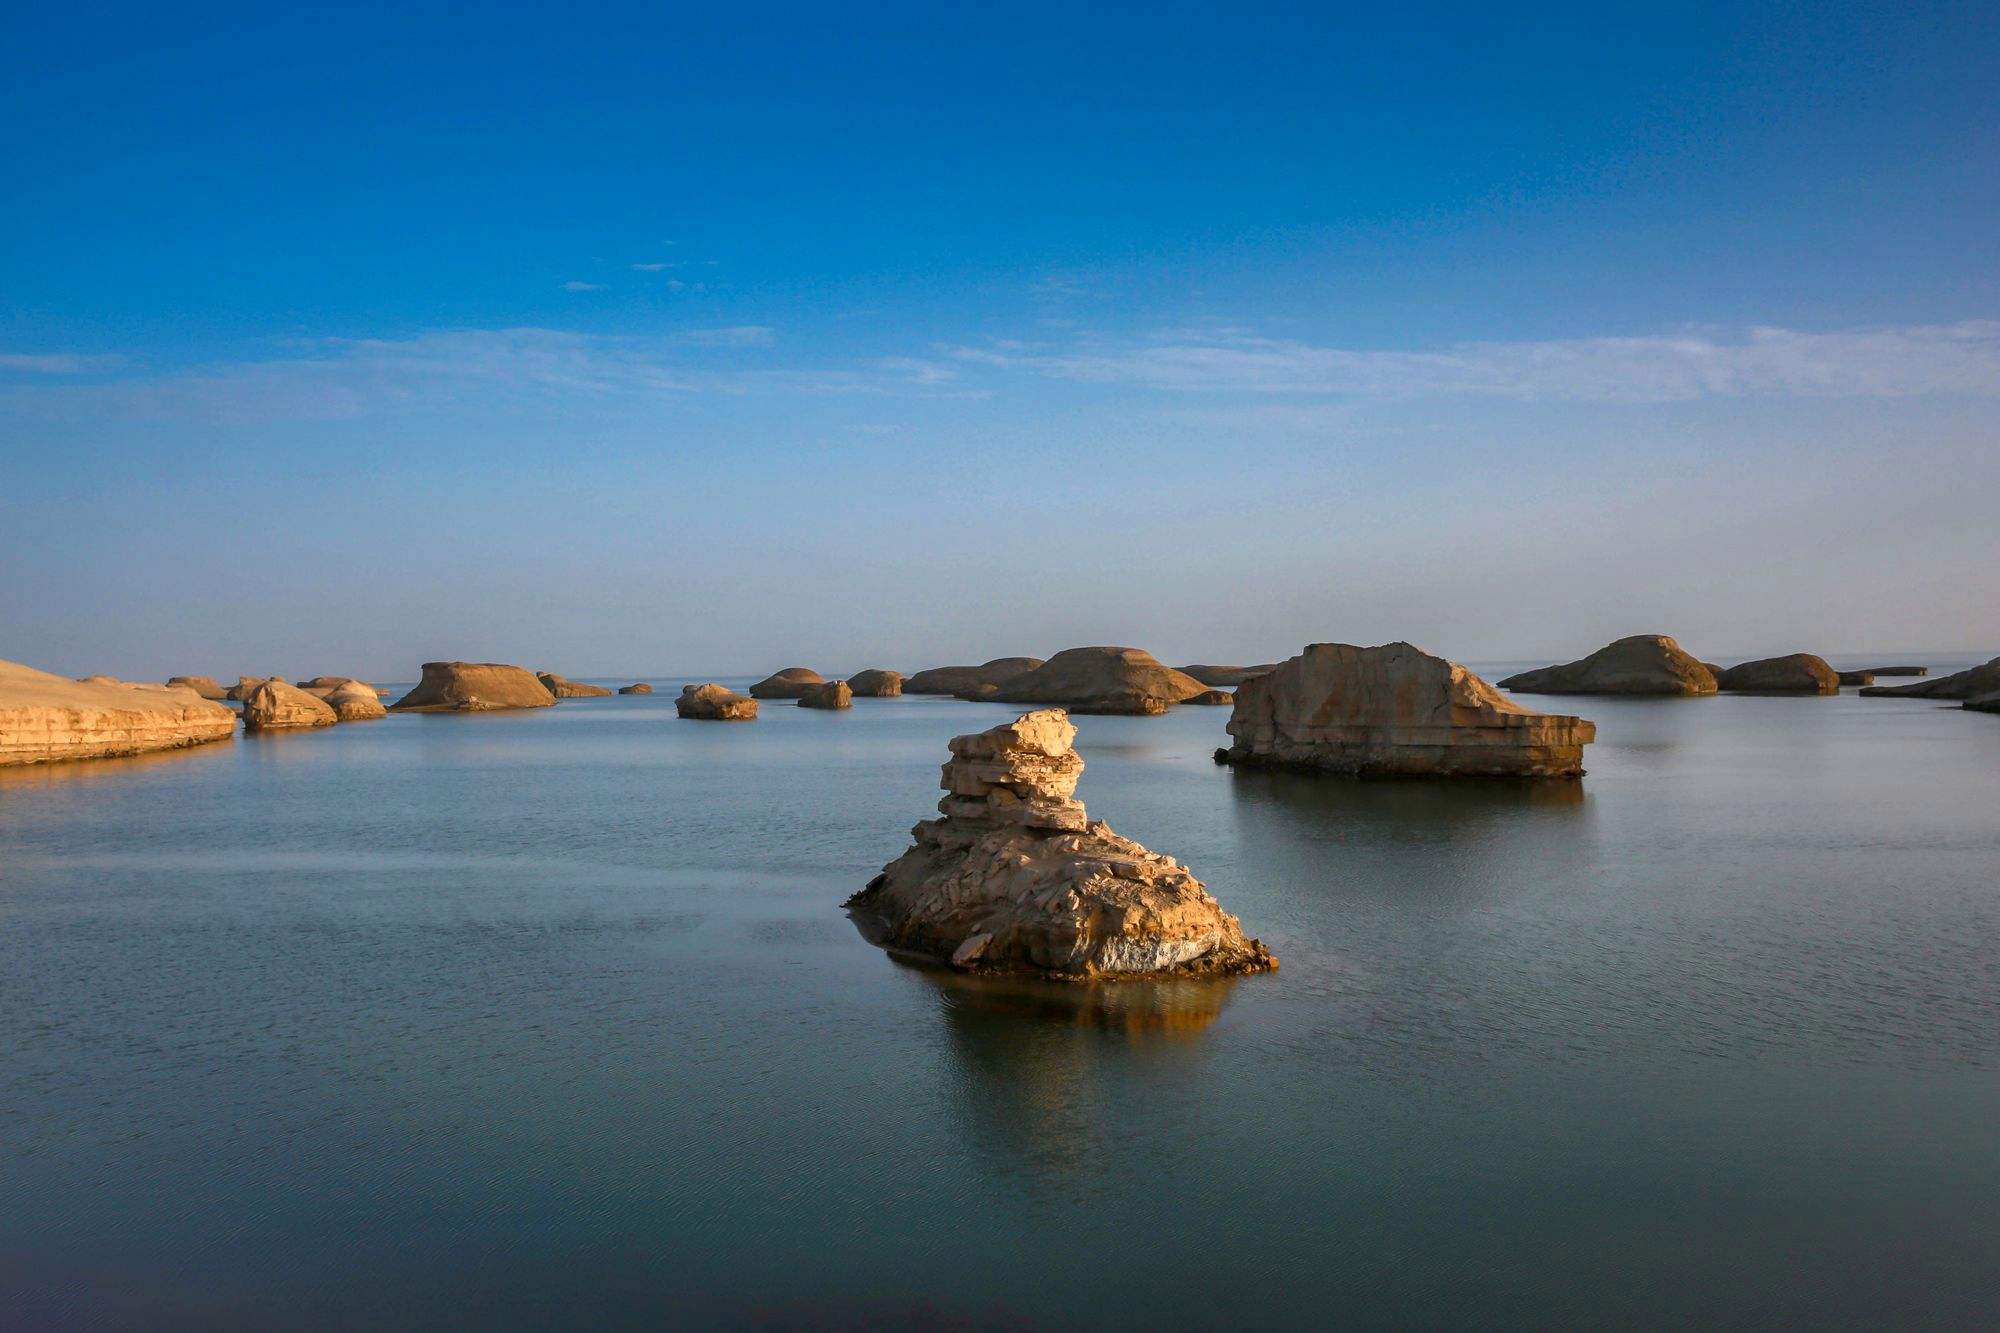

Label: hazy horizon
[4,4,1995,679]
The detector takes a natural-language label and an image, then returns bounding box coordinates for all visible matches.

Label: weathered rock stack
[1499,635,1718,696]
[1,660,236,766]
[676,683,758,720]
[798,680,853,710]
[241,679,338,731]
[850,709,1275,979]
[1715,654,1839,694]
[749,667,824,699]
[847,669,904,697]
[390,662,555,712]
[1220,642,1596,778]
[537,672,613,698]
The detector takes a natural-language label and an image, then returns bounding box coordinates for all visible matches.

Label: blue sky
[3,2,1996,678]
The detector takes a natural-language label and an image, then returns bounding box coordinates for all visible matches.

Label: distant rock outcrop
[849,709,1275,978]
[326,680,387,722]
[1716,654,1840,695]
[1498,635,1718,696]
[1837,670,1875,687]
[2,660,237,766]
[295,676,377,700]
[847,669,904,697]
[1221,642,1596,778]
[675,683,758,720]
[241,679,338,731]
[1185,689,1234,706]
[799,680,854,710]
[389,663,556,712]
[1864,666,1928,677]
[1178,664,1279,687]
[618,683,653,695]
[165,675,228,700]
[1860,657,2000,705]
[749,667,824,699]
[537,672,614,698]
[993,647,1210,715]
[904,658,1044,695]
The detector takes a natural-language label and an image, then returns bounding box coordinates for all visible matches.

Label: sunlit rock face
[748,667,824,699]
[851,709,1275,980]
[798,680,853,710]
[675,683,758,720]
[326,681,387,721]
[1,659,236,766]
[903,658,1043,695]
[536,672,613,698]
[991,647,1210,715]
[1498,634,1718,696]
[846,669,903,697]
[1221,641,1596,779]
[389,663,555,712]
[241,679,338,731]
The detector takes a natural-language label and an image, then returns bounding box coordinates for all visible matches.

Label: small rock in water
[676,683,758,720]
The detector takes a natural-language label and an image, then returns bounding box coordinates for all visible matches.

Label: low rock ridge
[1220,642,1595,778]
[1716,654,1840,695]
[1860,656,2000,707]
[390,663,556,712]
[903,658,1043,695]
[749,667,824,699]
[1499,635,1718,696]
[849,709,1275,979]
[676,683,758,720]
[993,647,1210,715]
[2,659,236,765]
[618,682,653,694]
[537,672,614,698]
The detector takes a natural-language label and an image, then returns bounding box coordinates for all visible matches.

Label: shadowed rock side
[390,662,555,712]
[1179,664,1279,687]
[326,681,387,721]
[242,680,338,731]
[618,683,652,694]
[1716,654,1839,694]
[748,667,824,699]
[1499,635,1718,696]
[849,709,1274,979]
[1,659,237,766]
[165,675,228,700]
[799,680,853,710]
[993,647,1210,715]
[904,658,1044,695]
[676,683,758,720]
[537,672,614,698]
[1837,670,1875,687]
[1221,642,1595,778]
[1861,656,2000,706]
[847,669,903,697]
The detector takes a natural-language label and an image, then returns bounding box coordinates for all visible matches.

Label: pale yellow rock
[389,663,555,712]
[676,683,758,720]
[225,676,278,701]
[993,647,1210,715]
[1,658,235,765]
[850,709,1275,979]
[242,679,337,731]
[1223,642,1596,778]
[326,680,388,722]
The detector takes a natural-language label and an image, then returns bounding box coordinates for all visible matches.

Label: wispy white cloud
[674,326,773,348]
[631,262,678,272]
[561,280,606,292]
[951,321,2000,402]
[0,352,125,374]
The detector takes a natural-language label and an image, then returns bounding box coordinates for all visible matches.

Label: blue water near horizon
[4,656,1999,1327]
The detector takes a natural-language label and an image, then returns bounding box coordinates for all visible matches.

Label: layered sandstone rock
[165,675,228,700]
[618,683,653,695]
[798,680,853,710]
[850,709,1274,979]
[1716,654,1840,694]
[676,683,758,720]
[847,669,904,697]
[326,680,387,722]
[993,647,1210,715]
[1498,635,1718,696]
[1861,656,2000,703]
[242,679,337,731]
[1179,664,1279,687]
[1,660,237,766]
[537,672,614,698]
[389,662,555,712]
[1221,642,1596,778]
[749,667,824,699]
[904,657,1044,695]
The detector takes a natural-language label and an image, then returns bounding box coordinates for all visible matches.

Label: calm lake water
[4,661,1999,1327]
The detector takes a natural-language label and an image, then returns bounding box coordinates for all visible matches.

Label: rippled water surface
[5,664,1999,1327]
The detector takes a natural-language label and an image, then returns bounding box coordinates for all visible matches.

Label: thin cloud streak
[0,352,126,374]
[952,321,2000,402]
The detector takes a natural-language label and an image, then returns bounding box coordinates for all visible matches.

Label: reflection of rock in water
[1229,765,1585,827]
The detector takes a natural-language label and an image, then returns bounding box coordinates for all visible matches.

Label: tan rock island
[326,680,388,721]
[993,646,1211,715]
[850,709,1275,979]
[748,667,824,699]
[846,669,903,697]
[2,658,236,766]
[676,683,758,720]
[903,657,1043,695]
[1220,642,1596,778]
[242,679,338,731]
[618,682,653,695]
[1715,654,1840,694]
[537,672,614,698]
[390,662,556,712]
[1861,656,2000,712]
[1499,634,1718,696]
[798,680,853,710]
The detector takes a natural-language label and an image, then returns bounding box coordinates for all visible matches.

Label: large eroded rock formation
[1,659,236,765]
[903,658,1044,695]
[1498,635,1718,696]
[992,647,1210,715]
[850,709,1275,979]
[389,662,556,712]
[1716,654,1839,694]
[1220,642,1596,778]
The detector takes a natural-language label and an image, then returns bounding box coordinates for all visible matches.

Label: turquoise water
[4,664,1999,1327]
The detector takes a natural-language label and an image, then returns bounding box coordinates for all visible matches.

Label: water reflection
[0,740,235,791]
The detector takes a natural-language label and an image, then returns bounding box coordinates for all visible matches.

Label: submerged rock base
[850,709,1274,980]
